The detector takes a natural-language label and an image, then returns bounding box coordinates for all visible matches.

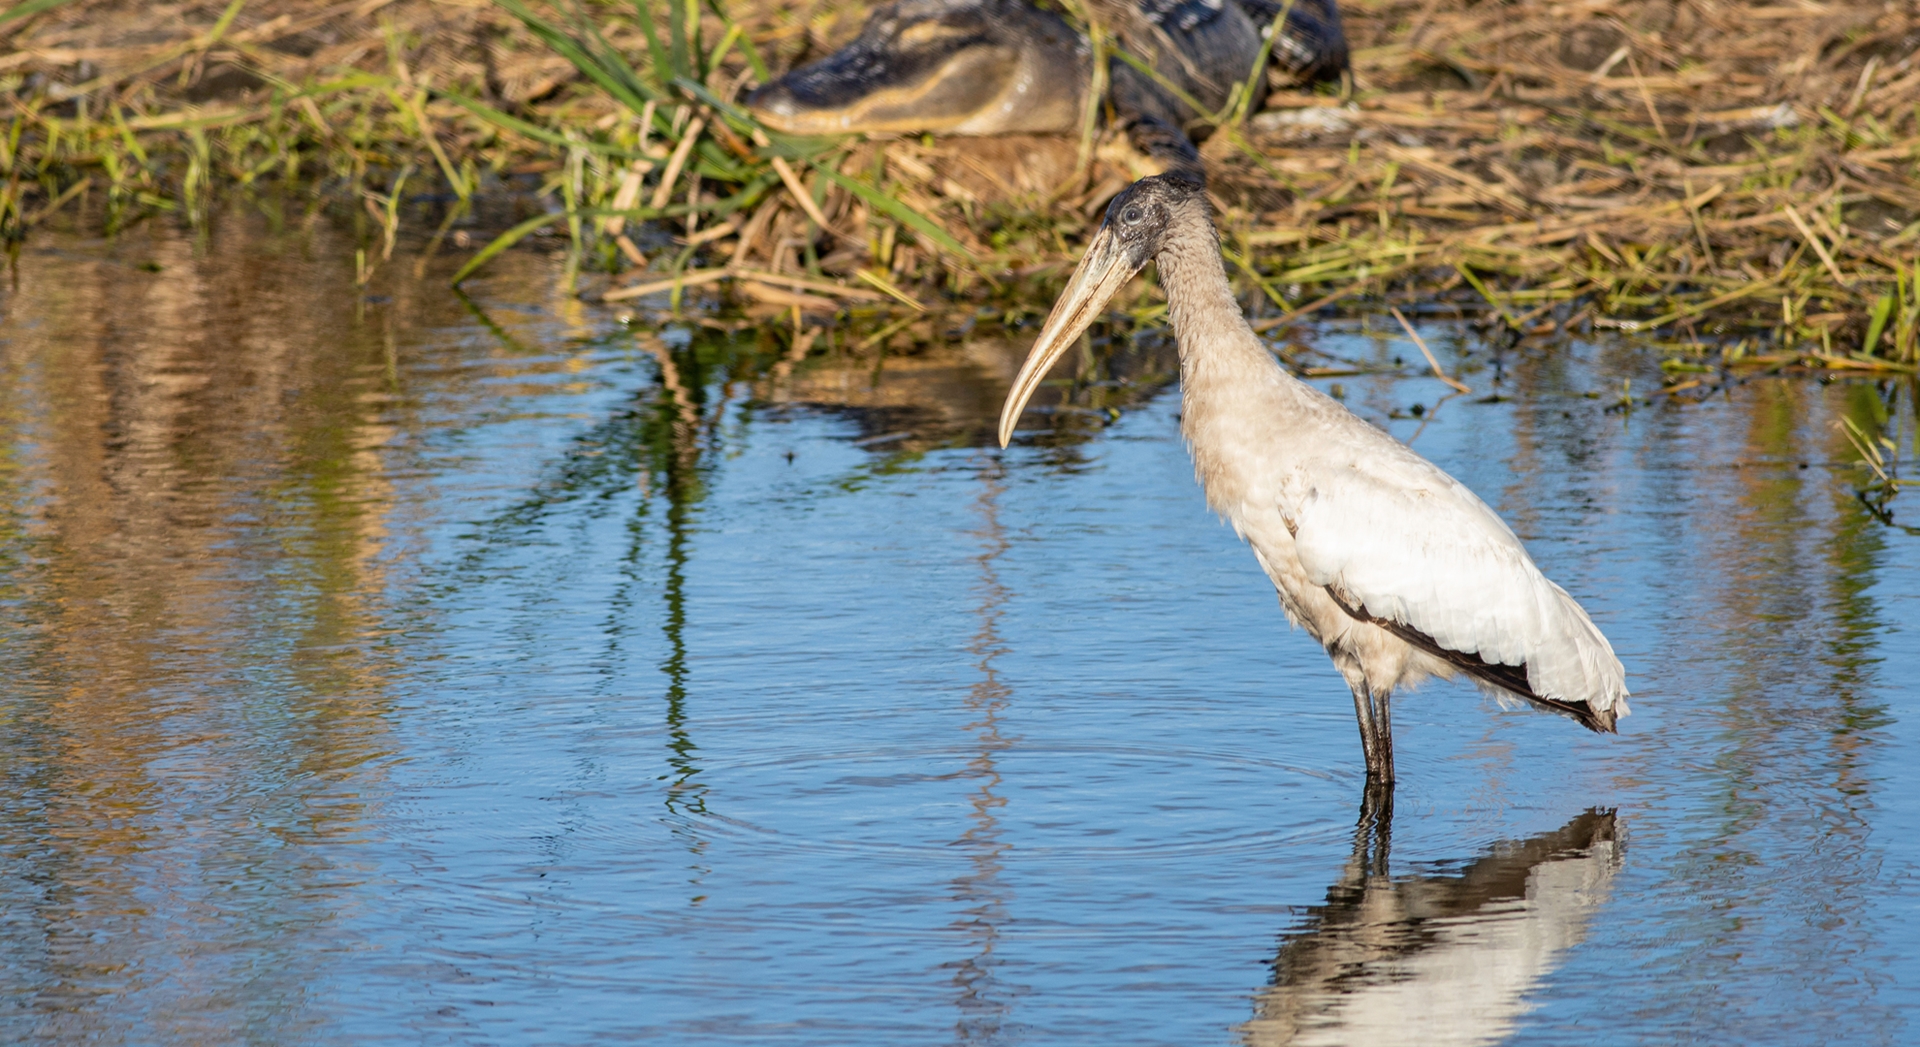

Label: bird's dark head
[1097,173,1209,271]
[997,173,1209,447]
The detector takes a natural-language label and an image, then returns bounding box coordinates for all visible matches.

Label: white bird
[997,173,1628,782]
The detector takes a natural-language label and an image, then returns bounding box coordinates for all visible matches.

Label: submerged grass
[0,0,1916,372]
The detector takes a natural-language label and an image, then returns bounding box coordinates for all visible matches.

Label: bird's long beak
[996,227,1143,448]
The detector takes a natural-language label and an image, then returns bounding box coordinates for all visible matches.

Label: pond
[0,206,1916,1045]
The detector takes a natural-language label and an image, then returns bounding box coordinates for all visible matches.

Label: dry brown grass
[2,0,1916,365]
[1213,0,1920,366]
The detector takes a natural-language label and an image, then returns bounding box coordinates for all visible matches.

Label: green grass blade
[579,6,663,102]
[451,211,567,285]
[287,72,397,96]
[1863,293,1894,357]
[714,7,770,82]
[436,89,646,158]
[689,142,751,182]
[1230,0,1295,125]
[0,0,74,28]
[814,165,972,261]
[492,0,656,112]
[201,0,248,48]
[632,0,674,89]
[695,0,765,80]
[666,0,692,82]
[670,77,755,128]
[1453,264,1519,329]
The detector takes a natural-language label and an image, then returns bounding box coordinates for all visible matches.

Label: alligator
[744,0,1347,172]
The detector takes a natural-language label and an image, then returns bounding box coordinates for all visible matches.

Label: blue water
[0,215,1916,1044]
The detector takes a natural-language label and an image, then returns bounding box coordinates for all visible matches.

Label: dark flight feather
[1325,588,1616,734]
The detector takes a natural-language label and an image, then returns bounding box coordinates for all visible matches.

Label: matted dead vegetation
[1,0,1916,367]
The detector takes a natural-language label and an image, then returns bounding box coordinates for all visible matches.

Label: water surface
[0,210,1916,1044]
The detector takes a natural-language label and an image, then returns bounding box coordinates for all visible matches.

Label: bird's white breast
[1173,336,1626,718]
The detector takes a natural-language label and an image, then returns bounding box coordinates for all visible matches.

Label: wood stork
[997,173,1629,782]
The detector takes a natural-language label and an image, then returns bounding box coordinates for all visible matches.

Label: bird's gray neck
[1155,210,1322,515]
[1155,221,1286,390]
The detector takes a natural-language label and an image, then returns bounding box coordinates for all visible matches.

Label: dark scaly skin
[745,0,1347,174]
[745,0,1092,138]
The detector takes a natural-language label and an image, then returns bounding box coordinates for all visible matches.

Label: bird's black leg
[1370,687,1395,784]
[1347,680,1380,776]
[1352,685,1394,783]
[1342,670,1395,783]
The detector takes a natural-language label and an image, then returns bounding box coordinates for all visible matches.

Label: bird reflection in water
[1240,796,1621,1047]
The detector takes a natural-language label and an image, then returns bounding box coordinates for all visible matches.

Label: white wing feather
[1285,446,1629,720]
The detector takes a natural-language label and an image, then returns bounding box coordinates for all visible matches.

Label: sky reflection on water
[0,210,1915,1044]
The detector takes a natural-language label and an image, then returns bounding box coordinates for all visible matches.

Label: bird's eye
[1121,206,1143,224]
